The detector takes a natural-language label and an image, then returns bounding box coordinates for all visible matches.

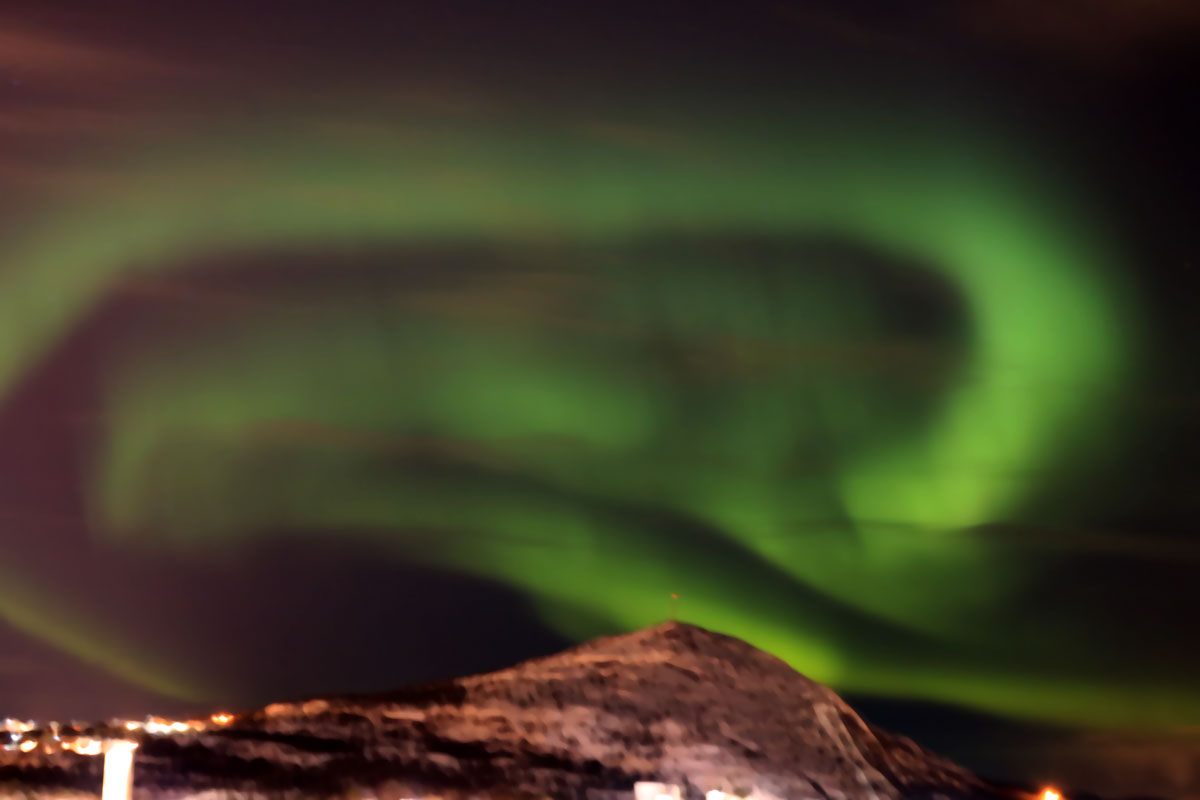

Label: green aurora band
[1,104,1176,727]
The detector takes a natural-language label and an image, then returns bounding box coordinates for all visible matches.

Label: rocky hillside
[0,621,1022,800]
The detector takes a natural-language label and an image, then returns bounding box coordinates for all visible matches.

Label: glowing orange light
[18,738,37,752]
[66,737,103,756]
[102,740,137,800]
[210,712,234,726]
[1041,788,1061,800]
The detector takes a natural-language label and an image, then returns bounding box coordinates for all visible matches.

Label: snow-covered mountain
[1,621,1022,800]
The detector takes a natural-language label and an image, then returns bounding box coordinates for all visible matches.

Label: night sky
[0,1,1198,796]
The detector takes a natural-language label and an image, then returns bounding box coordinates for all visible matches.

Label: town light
[102,740,138,800]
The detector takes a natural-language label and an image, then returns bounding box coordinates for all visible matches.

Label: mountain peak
[541,619,785,668]
[1,622,1006,800]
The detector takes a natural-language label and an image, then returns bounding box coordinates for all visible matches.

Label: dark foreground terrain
[0,621,1032,800]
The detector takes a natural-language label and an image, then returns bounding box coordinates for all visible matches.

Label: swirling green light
[0,105,1145,725]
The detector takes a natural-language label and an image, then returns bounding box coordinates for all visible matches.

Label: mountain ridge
[2,620,1026,800]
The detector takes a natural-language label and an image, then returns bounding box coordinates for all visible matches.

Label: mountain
[0,621,1024,800]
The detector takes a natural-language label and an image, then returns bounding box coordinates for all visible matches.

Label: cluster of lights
[119,711,234,736]
[4,728,103,756]
[136,718,199,735]
[1,712,236,757]
[63,737,104,756]
[3,718,79,754]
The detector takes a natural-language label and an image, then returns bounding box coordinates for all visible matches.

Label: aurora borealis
[1,1,1197,796]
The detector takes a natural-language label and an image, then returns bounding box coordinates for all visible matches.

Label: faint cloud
[1047,729,1200,799]
[769,0,1200,66]
[0,22,183,87]
[580,121,705,159]
[954,0,1200,61]
[769,1,930,57]
[0,655,37,677]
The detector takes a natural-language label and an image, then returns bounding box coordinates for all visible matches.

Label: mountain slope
[3,621,1019,800]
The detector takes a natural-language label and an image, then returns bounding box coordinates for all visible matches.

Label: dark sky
[0,1,1197,797]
